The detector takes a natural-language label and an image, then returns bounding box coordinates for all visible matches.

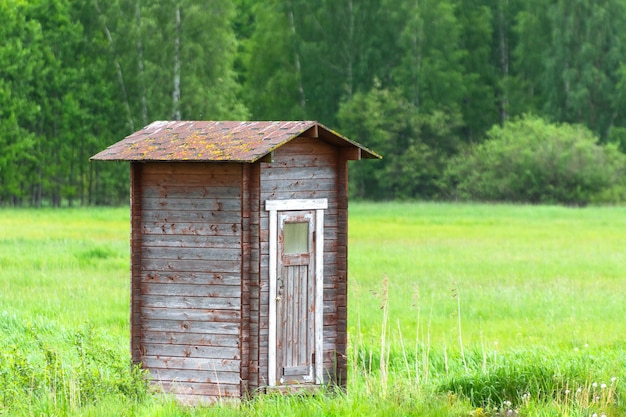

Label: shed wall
[242,163,262,394]
[253,137,349,390]
[131,162,243,402]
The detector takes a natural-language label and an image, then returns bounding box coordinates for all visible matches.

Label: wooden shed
[90,120,380,403]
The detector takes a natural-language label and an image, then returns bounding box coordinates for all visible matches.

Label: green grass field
[0,203,624,416]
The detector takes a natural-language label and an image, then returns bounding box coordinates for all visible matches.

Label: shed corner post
[129,162,143,364]
[267,204,278,387]
[240,163,252,397]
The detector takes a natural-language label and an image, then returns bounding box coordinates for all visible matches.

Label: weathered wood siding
[255,137,349,389]
[131,162,243,401]
[243,164,261,394]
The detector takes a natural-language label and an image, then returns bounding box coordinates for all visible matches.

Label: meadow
[0,203,624,416]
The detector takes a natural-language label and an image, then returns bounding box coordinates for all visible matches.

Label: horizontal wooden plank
[148,368,242,385]
[323,274,347,288]
[323,288,347,300]
[141,319,239,335]
[142,197,241,212]
[140,295,240,310]
[157,381,241,398]
[141,234,242,249]
[261,178,336,193]
[261,166,335,181]
[142,222,240,236]
[142,247,241,261]
[262,155,335,169]
[323,331,339,342]
[138,307,240,323]
[323,312,340,325]
[283,365,310,376]
[141,331,239,347]
[142,162,241,176]
[142,173,242,187]
[323,303,342,314]
[272,141,337,158]
[143,357,240,372]
[142,271,241,285]
[141,186,241,200]
[141,283,241,298]
[142,343,240,360]
[141,209,241,224]
[260,190,332,201]
[140,259,241,273]
[258,256,340,270]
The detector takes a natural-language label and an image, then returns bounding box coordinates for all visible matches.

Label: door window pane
[283,222,309,254]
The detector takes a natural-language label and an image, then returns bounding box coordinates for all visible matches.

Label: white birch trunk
[172,4,182,121]
[136,0,148,125]
[287,1,306,111]
[94,0,134,131]
[410,0,423,109]
[498,0,509,123]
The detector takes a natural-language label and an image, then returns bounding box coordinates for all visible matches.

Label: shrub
[446,115,626,205]
[337,83,462,200]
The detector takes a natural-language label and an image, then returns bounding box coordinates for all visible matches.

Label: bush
[445,115,626,205]
[337,83,462,200]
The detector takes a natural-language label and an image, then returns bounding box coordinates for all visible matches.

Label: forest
[3,0,626,206]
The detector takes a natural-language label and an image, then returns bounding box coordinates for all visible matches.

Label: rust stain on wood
[91,121,380,162]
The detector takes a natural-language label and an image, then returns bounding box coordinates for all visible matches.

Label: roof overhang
[90,121,381,162]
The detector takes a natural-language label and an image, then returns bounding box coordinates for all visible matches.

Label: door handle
[277,276,284,295]
[277,276,283,301]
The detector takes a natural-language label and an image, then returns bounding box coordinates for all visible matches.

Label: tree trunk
[94,0,134,131]
[410,0,423,109]
[498,0,509,123]
[344,0,355,100]
[287,0,306,111]
[136,0,148,125]
[172,4,182,121]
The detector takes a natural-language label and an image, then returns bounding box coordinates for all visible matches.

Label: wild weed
[0,319,149,415]
[351,276,625,416]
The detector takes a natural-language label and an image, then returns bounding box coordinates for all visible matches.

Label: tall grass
[349,202,626,350]
[0,204,625,416]
[348,202,626,416]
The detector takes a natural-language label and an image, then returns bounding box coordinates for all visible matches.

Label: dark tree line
[2,0,626,205]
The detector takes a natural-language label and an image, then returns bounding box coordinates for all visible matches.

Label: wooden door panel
[277,212,315,384]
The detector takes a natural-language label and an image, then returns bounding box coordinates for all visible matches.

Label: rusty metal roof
[90,121,380,162]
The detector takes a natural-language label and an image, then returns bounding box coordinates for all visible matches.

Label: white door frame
[265,198,327,387]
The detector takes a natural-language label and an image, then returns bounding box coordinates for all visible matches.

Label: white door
[266,199,327,387]
[276,211,315,383]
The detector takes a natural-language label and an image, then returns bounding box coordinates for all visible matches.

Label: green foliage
[446,115,626,205]
[241,0,307,121]
[338,84,462,200]
[5,0,626,204]
[0,0,247,207]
